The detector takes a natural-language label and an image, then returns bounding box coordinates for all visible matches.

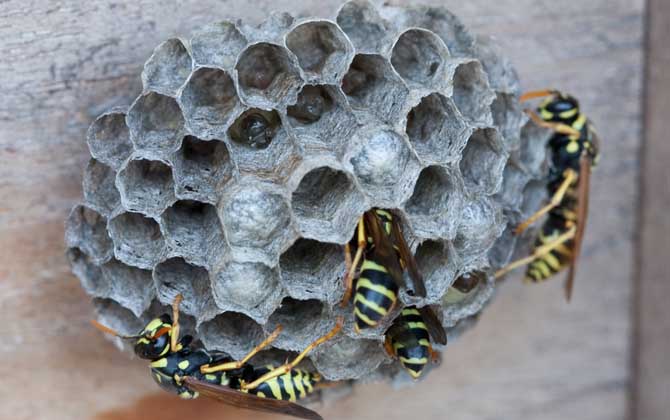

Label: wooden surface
[0,1,644,419]
[634,0,670,418]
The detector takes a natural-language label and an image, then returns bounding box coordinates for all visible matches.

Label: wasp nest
[66,1,548,388]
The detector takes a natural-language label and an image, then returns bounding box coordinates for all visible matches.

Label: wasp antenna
[520,89,557,102]
[90,319,138,339]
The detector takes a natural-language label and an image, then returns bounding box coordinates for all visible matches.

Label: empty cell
[279,238,344,303]
[415,239,458,300]
[488,227,518,269]
[228,108,282,150]
[341,54,408,122]
[190,21,247,69]
[180,67,240,138]
[117,158,175,216]
[93,298,145,342]
[265,298,331,351]
[519,120,551,176]
[285,21,353,80]
[460,128,506,196]
[491,92,525,151]
[452,60,494,124]
[67,248,108,298]
[405,165,461,239]
[198,312,266,361]
[108,212,166,270]
[455,197,504,261]
[391,29,448,86]
[520,180,547,220]
[312,336,386,381]
[142,38,193,95]
[496,159,530,212]
[235,43,303,107]
[65,205,113,264]
[101,259,155,317]
[153,257,218,323]
[173,136,233,202]
[87,110,132,170]
[127,92,184,155]
[405,93,468,165]
[83,159,121,217]
[336,0,387,52]
[160,200,226,266]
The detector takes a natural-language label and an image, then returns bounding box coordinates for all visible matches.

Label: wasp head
[133,314,173,360]
[538,92,580,124]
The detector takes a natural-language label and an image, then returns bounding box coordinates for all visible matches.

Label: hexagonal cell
[405,93,469,165]
[404,165,462,240]
[312,335,386,381]
[160,200,226,267]
[488,226,518,269]
[117,158,175,217]
[180,67,240,139]
[285,21,353,82]
[290,164,366,243]
[172,136,234,203]
[142,38,193,96]
[235,43,303,108]
[414,239,459,301]
[491,92,526,152]
[391,29,449,88]
[459,128,507,196]
[455,197,504,265]
[341,54,408,124]
[83,159,121,218]
[451,60,494,125]
[153,257,219,324]
[442,271,487,305]
[336,0,388,53]
[87,109,133,171]
[518,120,551,177]
[108,211,167,270]
[65,205,113,264]
[198,312,266,361]
[219,182,294,265]
[348,127,422,208]
[473,35,520,94]
[227,108,282,150]
[264,297,333,351]
[190,21,248,69]
[67,248,108,298]
[495,159,530,212]
[127,92,185,157]
[93,298,145,351]
[442,271,494,327]
[279,238,344,304]
[520,179,548,220]
[100,259,155,317]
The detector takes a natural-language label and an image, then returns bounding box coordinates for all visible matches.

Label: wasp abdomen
[354,259,399,331]
[387,307,431,379]
[247,367,321,401]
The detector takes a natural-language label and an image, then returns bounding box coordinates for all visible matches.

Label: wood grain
[0,1,643,419]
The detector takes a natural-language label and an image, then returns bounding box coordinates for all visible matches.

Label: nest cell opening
[519,121,551,176]
[497,159,529,211]
[454,197,503,260]
[336,0,387,52]
[460,128,506,195]
[101,259,155,317]
[180,68,240,136]
[235,43,302,106]
[199,312,265,360]
[265,297,329,351]
[405,166,460,239]
[415,239,457,299]
[228,108,282,150]
[521,180,547,219]
[391,29,447,86]
[65,205,113,264]
[93,298,146,338]
[142,38,193,95]
[87,111,132,170]
[108,211,166,270]
[190,21,247,69]
[452,61,493,124]
[491,92,524,148]
[279,238,343,302]
[67,248,108,297]
[291,167,356,223]
[287,85,335,125]
[127,92,185,155]
[406,93,467,164]
[312,336,385,381]
[83,160,121,217]
[399,6,475,57]
[117,159,175,216]
[174,136,233,201]
[285,21,352,79]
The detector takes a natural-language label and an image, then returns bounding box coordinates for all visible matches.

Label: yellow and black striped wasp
[495,89,600,300]
[92,295,342,420]
[341,209,447,375]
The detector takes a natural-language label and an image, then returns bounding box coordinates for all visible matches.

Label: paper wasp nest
[66,1,549,388]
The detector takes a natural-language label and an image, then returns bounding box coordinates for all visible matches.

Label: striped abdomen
[247,367,321,401]
[386,307,431,379]
[354,259,399,331]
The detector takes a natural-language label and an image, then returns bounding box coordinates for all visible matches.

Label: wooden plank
[633,0,670,418]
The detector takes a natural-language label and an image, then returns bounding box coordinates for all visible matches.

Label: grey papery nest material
[65,0,549,391]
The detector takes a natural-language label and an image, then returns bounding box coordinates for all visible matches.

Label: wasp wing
[389,220,427,297]
[364,211,406,289]
[565,153,592,301]
[417,306,447,345]
[183,377,323,420]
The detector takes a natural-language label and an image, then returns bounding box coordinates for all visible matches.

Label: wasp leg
[169,294,183,353]
[341,217,367,307]
[241,318,344,391]
[384,336,396,359]
[429,345,440,365]
[514,169,577,235]
[495,226,577,279]
[525,109,581,138]
[200,325,283,374]
[520,89,558,102]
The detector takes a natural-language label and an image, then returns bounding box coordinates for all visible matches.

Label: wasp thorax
[134,315,172,360]
[228,109,281,149]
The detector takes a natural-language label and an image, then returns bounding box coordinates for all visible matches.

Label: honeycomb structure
[65,1,549,389]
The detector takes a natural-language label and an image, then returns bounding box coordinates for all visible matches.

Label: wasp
[442,271,485,305]
[92,295,342,420]
[384,305,447,379]
[495,89,600,300]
